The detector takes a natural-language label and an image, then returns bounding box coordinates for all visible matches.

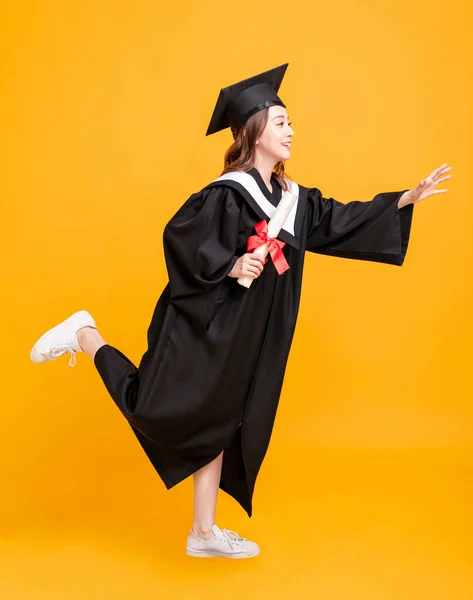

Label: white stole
[211,171,299,237]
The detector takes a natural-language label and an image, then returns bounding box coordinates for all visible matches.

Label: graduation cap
[206,63,289,136]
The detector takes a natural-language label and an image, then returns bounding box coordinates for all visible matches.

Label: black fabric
[206,64,288,135]
[204,169,307,250]
[305,188,414,265]
[93,170,414,517]
[226,86,285,131]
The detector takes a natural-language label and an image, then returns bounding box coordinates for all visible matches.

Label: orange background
[1,0,472,598]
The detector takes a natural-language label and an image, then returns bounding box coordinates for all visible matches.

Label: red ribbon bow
[247,220,290,275]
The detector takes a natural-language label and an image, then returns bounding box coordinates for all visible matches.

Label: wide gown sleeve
[305,187,414,266]
[162,185,240,325]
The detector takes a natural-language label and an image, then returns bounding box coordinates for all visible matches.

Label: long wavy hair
[220,107,290,192]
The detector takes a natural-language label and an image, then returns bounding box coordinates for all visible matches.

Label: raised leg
[77,326,107,360]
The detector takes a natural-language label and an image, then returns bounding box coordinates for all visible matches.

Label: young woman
[30,63,451,559]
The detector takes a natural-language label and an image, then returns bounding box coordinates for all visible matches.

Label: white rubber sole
[186,547,260,559]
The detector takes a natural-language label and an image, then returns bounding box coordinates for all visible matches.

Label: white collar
[212,171,299,237]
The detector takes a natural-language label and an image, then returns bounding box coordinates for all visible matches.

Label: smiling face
[255,105,294,163]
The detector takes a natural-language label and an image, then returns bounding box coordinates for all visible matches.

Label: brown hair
[220,107,290,192]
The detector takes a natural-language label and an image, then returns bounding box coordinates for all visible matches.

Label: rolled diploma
[237,190,298,288]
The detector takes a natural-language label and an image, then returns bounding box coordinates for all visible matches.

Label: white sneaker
[30,310,96,368]
[186,524,260,559]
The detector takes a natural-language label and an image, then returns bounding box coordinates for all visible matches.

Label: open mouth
[282,143,291,149]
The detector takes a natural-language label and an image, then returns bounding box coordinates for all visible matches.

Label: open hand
[399,163,452,207]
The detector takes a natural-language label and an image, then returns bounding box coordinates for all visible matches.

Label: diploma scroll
[237,190,298,288]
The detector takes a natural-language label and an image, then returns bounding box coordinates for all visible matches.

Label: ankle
[76,327,105,359]
[76,326,97,346]
[192,524,214,540]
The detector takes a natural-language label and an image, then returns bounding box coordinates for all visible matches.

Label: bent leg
[75,326,139,414]
[92,341,140,416]
[77,326,106,360]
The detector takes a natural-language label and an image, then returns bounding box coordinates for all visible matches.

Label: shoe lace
[49,345,77,369]
[222,529,247,547]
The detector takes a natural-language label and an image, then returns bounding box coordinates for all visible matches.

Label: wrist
[227,256,240,278]
[398,191,411,209]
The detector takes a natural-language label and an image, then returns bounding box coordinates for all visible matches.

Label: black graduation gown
[113,167,414,517]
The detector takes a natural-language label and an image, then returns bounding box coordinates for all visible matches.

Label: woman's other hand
[398,163,452,208]
[228,253,265,279]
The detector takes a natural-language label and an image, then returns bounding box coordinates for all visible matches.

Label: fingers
[247,259,264,274]
[235,253,265,279]
[248,253,265,265]
[431,163,448,177]
[419,171,452,189]
[431,163,452,179]
[246,253,265,274]
[243,266,262,278]
[434,168,452,181]
[241,262,262,278]
[243,265,262,278]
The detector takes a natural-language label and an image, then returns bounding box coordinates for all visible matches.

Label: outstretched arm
[305,163,452,266]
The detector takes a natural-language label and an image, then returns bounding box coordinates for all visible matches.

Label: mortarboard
[206,63,289,136]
